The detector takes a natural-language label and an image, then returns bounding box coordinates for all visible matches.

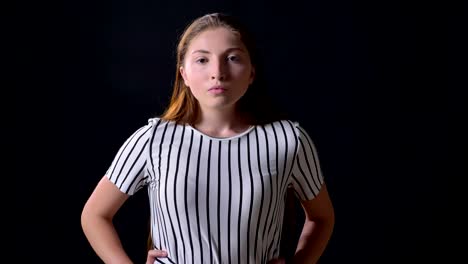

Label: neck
[194,106,250,137]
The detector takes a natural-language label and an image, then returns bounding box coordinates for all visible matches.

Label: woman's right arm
[81,176,133,264]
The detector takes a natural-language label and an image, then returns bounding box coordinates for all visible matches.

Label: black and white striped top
[106,117,324,264]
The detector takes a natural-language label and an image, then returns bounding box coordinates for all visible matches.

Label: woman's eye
[196,58,208,64]
[227,55,239,62]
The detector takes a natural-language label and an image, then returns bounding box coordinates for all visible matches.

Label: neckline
[186,124,255,141]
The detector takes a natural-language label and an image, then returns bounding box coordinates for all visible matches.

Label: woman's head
[161,13,286,125]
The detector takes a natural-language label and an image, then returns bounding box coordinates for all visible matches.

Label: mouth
[208,86,226,91]
[208,86,227,94]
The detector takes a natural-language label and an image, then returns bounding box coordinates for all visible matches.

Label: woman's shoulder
[145,116,187,133]
[262,119,301,129]
[256,119,303,137]
[146,116,179,127]
[265,119,314,139]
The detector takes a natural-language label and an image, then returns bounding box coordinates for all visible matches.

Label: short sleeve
[105,119,155,195]
[289,122,325,201]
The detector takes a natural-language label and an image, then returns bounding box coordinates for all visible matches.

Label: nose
[211,59,226,81]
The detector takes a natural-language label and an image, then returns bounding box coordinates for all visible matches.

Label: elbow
[81,203,91,232]
[321,209,335,232]
[307,209,335,233]
[326,208,335,228]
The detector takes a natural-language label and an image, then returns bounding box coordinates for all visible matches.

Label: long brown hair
[159,12,287,125]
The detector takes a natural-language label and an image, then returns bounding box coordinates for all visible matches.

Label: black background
[14,0,464,263]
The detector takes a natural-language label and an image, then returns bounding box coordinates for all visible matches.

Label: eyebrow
[191,47,246,54]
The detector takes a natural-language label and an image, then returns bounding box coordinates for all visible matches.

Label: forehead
[187,27,245,52]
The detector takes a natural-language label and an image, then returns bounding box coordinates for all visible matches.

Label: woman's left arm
[293,183,335,264]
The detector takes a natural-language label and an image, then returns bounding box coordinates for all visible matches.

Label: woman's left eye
[227,55,239,62]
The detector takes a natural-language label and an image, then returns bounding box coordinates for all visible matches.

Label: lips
[209,85,226,91]
[208,86,227,94]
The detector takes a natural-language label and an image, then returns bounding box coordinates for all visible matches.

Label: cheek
[187,75,204,97]
[186,67,207,84]
[234,67,253,82]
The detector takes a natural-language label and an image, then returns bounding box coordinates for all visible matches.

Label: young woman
[81,12,335,264]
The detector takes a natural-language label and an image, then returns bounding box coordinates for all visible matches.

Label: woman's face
[180,27,255,112]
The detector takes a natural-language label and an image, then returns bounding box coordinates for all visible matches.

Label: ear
[249,67,255,85]
[179,66,189,87]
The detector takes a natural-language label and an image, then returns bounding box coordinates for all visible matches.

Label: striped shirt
[106,118,324,264]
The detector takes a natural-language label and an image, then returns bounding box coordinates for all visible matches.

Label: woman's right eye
[196,58,208,64]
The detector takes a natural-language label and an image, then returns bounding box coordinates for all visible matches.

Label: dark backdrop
[14,0,463,263]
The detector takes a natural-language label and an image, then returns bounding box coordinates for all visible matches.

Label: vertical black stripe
[155,192,163,251]
[246,133,254,263]
[253,128,265,263]
[149,120,162,249]
[195,136,204,264]
[144,168,154,250]
[268,124,280,233]
[149,119,162,179]
[156,188,164,250]
[266,123,280,257]
[285,121,299,187]
[172,126,186,262]
[158,123,169,181]
[271,219,280,258]
[236,138,243,264]
[147,180,155,249]
[149,120,162,179]
[227,140,232,264]
[278,121,289,195]
[273,194,288,257]
[267,238,275,260]
[271,121,290,255]
[184,130,195,262]
[276,193,288,257]
[164,125,178,259]
[206,140,213,264]
[260,125,273,263]
[217,141,222,261]
[157,123,170,249]
[143,167,152,245]
[273,121,294,258]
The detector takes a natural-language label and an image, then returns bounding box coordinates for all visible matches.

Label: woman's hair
[159,12,287,125]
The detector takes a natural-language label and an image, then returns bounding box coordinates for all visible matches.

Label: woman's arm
[293,184,335,264]
[81,176,133,264]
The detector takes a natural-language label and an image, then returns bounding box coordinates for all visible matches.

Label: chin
[206,101,237,110]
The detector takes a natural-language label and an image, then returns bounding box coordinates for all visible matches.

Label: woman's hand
[146,249,168,264]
